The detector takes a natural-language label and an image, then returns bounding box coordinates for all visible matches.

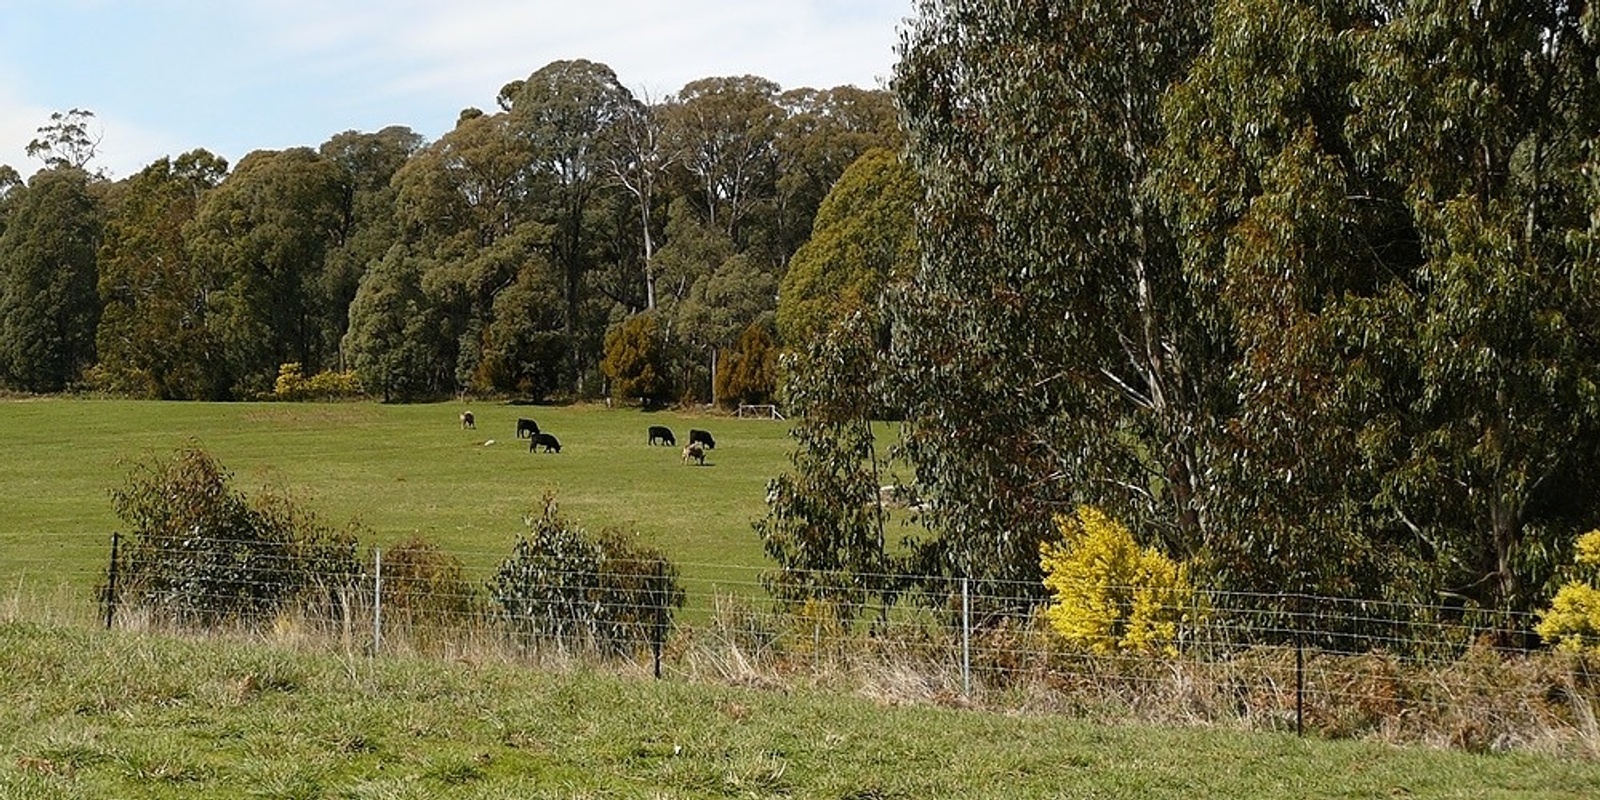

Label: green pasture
[0,398,865,609]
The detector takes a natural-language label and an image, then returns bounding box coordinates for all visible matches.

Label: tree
[776,147,918,351]
[186,148,347,396]
[892,0,1216,605]
[343,245,449,401]
[604,92,677,310]
[716,320,778,407]
[506,59,637,394]
[318,126,427,365]
[0,168,102,391]
[27,108,102,173]
[601,312,672,405]
[772,86,901,264]
[1341,1,1600,616]
[756,311,897,623]
[95,150,229,398]
[661,75,782,248]
[1153,0,1426,610]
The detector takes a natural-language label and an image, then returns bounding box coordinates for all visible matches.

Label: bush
[379,537,481,632]
[1535,530,1600,654]
[106,446,363,628]
[274,362,364,401]
[1039,506,1199,656]
[489,496,685,656]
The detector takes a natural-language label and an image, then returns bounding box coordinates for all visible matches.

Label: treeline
[0,61,900,402]
[763,0,1600,638]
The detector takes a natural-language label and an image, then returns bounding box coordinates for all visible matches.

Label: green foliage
[776,147,918,350]
[0,168,102,392]
[601,311,672,404]
[94,151,229,399]
[893,0,1214,609]
[186,147,348,396]
[342,246,448,401]
[1039,506,1198,656]
[106,446,363,628]
[1535,530,1600,654]
[489,496,684,655]
[757,312,896,622]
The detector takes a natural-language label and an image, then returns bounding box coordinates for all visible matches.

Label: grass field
[0,397,845,609]
[4,621,1598,799]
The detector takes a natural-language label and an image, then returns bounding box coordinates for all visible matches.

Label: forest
[0,62,903,406]
[8,0,1600,645]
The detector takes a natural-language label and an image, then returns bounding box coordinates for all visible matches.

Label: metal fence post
[962,576,971,699]
[372,547,382,654]
[104,531,121,630]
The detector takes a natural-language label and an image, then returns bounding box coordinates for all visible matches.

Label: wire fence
[3,531,1598,753]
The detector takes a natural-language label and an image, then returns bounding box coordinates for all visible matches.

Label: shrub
[1039,506,1199,656]
[1535,530,1600,654]
[379,537,481,632]
[601,313,672,405]
[489,497,685,656]
[106,446,362,628]
[274,362,364,401]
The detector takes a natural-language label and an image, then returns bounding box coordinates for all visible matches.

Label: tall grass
[5,619,1600,798]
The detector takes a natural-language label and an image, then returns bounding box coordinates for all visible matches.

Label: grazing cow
[530,432,562,453]
[647,425,676,446]
[682,442,705,466]
[516,418,539,438]
[688,428,716,449]
[460,410,475,429]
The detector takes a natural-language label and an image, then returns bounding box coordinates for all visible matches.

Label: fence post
[961,576,971,699]
[652,559,666,680]
[1295,630,1305,738]
[372,547,382,654]
[104,531,121,630]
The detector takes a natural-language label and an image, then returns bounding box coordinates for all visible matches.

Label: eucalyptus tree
[757,310,897,623]
[892,0,1215,601]
[390,110,541,393]
[604,91,676,310]
[504,59,637,394]
[185,147,347,396]
[776,147,917,351]
[661,75,783,250]
[0,167,102,391]
[1341,1,1600,615]
[342,245,446,401]
[96,150,229,398]
[772,86,901,265]
[26,108,102,173]
[1154,1,1382,597]
[318,126,426,364]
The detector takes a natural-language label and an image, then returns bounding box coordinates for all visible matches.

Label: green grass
[0,398,827,607]
[3,621,1596,799]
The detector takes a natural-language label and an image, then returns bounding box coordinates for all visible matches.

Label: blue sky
[0,0,911,180]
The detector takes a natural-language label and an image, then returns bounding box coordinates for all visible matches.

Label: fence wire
[2,531,1597,751]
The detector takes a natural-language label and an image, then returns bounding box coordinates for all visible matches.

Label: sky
[0,0,913,180]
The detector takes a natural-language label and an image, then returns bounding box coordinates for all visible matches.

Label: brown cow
[681,442,705,466]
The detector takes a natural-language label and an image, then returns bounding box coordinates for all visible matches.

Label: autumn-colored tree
[714,319,777,407]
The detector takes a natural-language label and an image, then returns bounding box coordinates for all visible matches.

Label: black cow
[648,425,676,446]
[516,418,539,438]
[688,428,716,449]
[460,410,475,429]
[530,432,561,453]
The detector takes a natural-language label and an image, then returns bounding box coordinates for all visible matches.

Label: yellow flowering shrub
[1039,505,1198,656]
[1535,530,1600,654]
